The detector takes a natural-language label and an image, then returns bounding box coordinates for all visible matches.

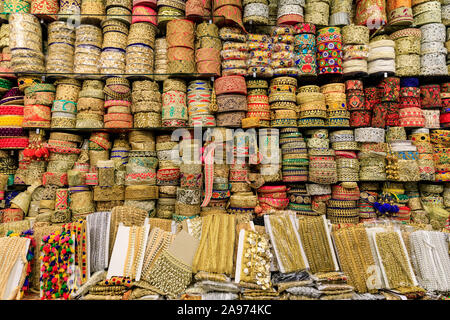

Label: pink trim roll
[277,14,304,25]
[132,6,157,25]
[398,107,423,118]
[214,75,247,95]
[258,196,289,209]
[282,175,308,182]
[104,100,132,108]
[104,120,133,128]
[0,137,29,149]
[85,173,99,186]
[133,0,157,9]
[0,105,24,116]
[399,117,425,127]
[258,185,287,193]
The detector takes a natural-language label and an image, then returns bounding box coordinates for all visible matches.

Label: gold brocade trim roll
[132,80,159,92]
[156,141,177,151]
[395,37,420,55]
[321,83,346,94]
[128,23,157,45]
[297,216,336,274]
[179,163,202,174]
[175,202,200,216]
[163,78,186,93]
[125,185,159,200]
[102,31,128,50]
[229,193,257,208]
[132,100,161,112]
[342,25,370,45]
[230,182,252,193]
[89,150,109,168]
[167,60,196,74]
[93,186,125,201]
[196,22,220,38]
[158,6,185,26]
[414,10,442,26]
[298,85,320,94]
[272,109,297,120]
[134,112,161,128]
[195,36,222,51]
[332,225,378,293]
[395,55,420,76]
[297,91,326,104]
[375,231,416,289]
[40,200,55,210]
[266,214,307,273]
[192,214,236,275]
[305,1,330,26]
[69,191,95,215]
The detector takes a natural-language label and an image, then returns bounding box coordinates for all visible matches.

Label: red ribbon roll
[278,14,304,25]
[420,84,442,109]
[167,47,195,62]
[195,48,221,62]
[350,110,371,127]
[196,61,221,75]
[214,75,247,95]
[167,19,195,35]
[440,112,450,124]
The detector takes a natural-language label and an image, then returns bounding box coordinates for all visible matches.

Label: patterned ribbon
[55,188,69,211]
[200,142,216,207]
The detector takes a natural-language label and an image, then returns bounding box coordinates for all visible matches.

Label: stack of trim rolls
[166,19,196,74]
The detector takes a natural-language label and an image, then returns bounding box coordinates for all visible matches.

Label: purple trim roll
[0,128,25,136]
[400,77,419,88]
[1,87,23,98]
[0,96,23,105]
[5,190,20,207]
